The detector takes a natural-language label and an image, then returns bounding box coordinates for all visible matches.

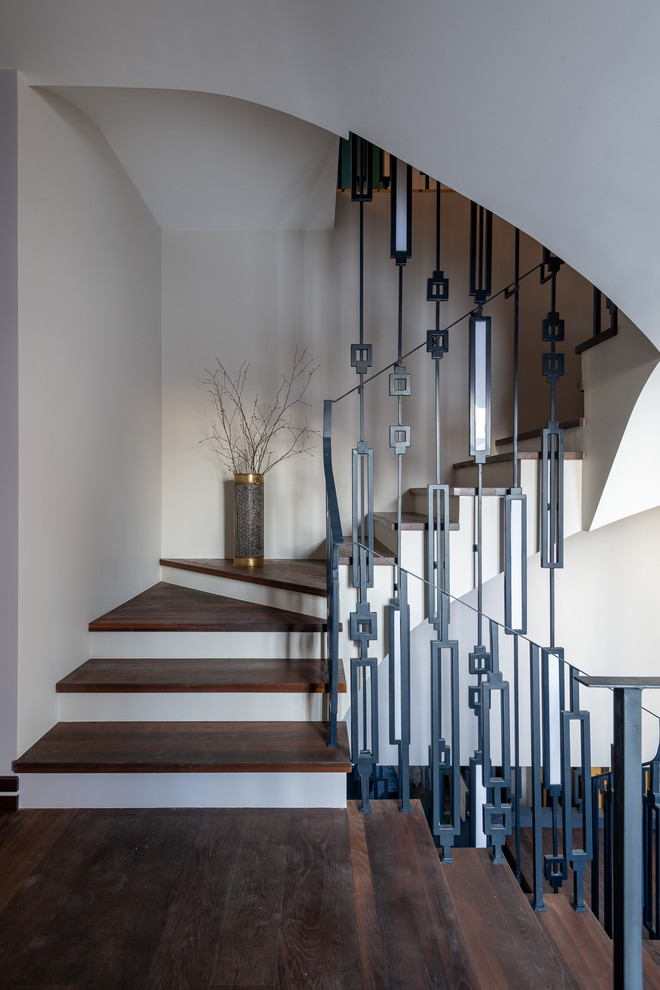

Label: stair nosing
[56,658,347,694]
[88,582,327,633]
[160,557,327,598]
[13,720,352,774]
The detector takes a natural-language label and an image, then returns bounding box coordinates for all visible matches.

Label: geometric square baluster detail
[389,425,411,455]
[352,443,374,590]
[351,342,373,376]
[541,423,564,568]
[350,601,377,648]
[350,656,379,814]
[427,269,450,303]
[542,311,565,342]
[427,328,449,359]
[561,708,593,912]
[482,670,513,863]
[389,365,411,396]
[430,639,461,859]
[542,351,565,384]
[427,484,451,638]
[504,489,527,634]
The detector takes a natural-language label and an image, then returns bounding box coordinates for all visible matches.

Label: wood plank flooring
[0,807,362,989]
[160,557,328,597]
[88,583,327,632]
[442,848,581,990]
[348,800,478,989]
[13,721,351,773]
[2,800,657,989]
[507,824,660,990]
[56,657,346,694]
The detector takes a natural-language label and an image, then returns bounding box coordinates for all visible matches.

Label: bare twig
[200,347,320,475]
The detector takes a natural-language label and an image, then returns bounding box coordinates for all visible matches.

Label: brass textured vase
[233,473,264,566]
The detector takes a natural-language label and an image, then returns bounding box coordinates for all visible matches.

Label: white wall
[582,317,660,530]
[161,188,593,558]
[0,70,19,775]
[17,81,162,752]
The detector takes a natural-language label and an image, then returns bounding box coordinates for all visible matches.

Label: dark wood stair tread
[453,450,584,470]
[496,417,585,447]
[442,847,583,989]
[348,799,481,988]
[89,582,327,632]
[337,538,395,564]
[160,557,327,597]
[373,511,459,531]
[57,657,347,694]
[532,881,612,990]
[13,721,351,773]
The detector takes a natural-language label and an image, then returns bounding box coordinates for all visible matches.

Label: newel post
[578,676,660,990]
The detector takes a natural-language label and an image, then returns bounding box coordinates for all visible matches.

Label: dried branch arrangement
[201,347,319,475]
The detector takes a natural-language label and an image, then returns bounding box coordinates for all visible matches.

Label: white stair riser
[160,565,326,618]
[58,692,325,722]
[18,771,347,809]
[89,630,324,660]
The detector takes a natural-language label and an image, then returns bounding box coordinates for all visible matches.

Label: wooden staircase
[13,560,351,808]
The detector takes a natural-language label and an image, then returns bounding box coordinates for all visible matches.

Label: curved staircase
[13,560,351,809]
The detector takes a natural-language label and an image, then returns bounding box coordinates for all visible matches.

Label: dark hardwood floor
[1,801,656,990]
[0,807,361,990]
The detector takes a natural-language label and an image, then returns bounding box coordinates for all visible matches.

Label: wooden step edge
[530,885,613,990]
[88,618,329,632]
[13,721,352,774]
[442,847,584,990]
[160,558,327,598]
[496,417,585,447]
[56,658,347,694]
[373,511,459,532]
[337,538,395,565]
[453,450,584,470]
[89,583,328,634]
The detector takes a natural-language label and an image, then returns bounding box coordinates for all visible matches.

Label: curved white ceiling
[3,0,660,531]
[46,87,339,230]
[1,0,660,345]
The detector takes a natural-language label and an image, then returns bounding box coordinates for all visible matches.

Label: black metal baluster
[530,643,546,911]
[347,135,379,807]
[561,698,592,911]
[481,621,513,863]
[466,201,493,846]
[387,156,413,813]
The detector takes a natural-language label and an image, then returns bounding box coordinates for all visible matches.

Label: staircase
[13,560,351,809]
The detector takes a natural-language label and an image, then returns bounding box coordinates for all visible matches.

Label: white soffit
[47,86,339,230]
